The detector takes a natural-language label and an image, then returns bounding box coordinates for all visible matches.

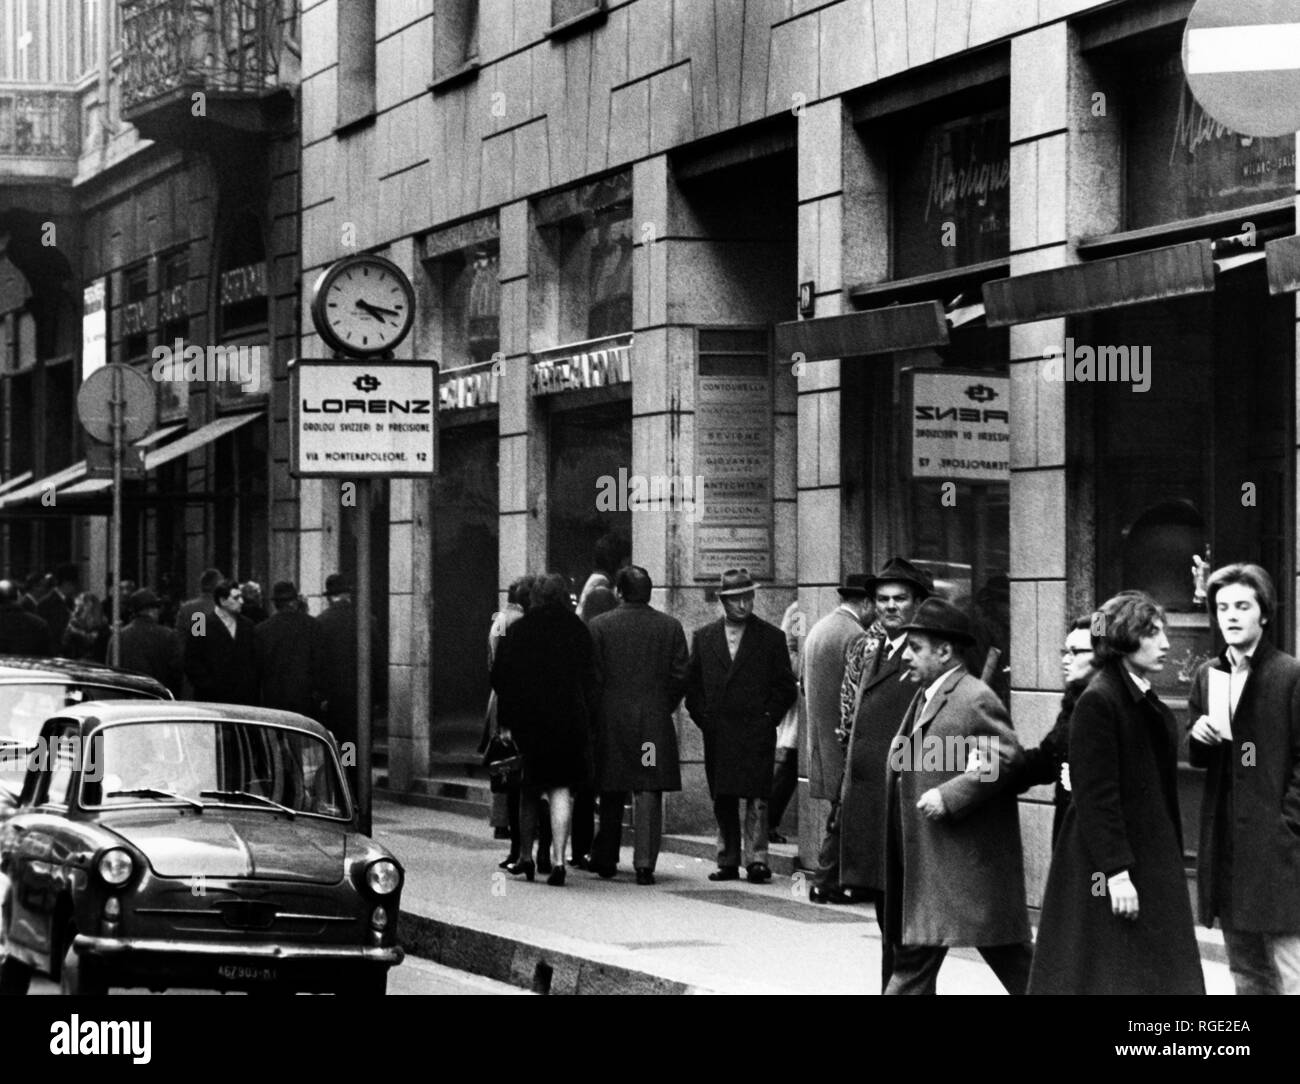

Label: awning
[0,471,33,497]
[1267,234,1300,295]
[982,239,1217,327]
[774,300,949,364]
[0,415,260,514]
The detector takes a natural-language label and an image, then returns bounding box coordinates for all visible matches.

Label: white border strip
[1188,25,1300,74]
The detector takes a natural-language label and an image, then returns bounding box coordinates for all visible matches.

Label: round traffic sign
[77,363,157,444]
[1184,0,1300,137]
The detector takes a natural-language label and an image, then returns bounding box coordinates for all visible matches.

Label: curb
[397,909,719,995]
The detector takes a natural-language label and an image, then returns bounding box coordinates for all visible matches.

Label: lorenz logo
[964,384,998,403]
[914,405,1009,424]
[300,397,432,414]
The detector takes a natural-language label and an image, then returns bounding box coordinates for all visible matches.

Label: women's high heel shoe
[546,864,566,887]
[506,859,535,882]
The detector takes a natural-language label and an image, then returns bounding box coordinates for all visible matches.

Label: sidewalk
[376,798,1234,995]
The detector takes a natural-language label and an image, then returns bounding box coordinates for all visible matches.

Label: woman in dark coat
[1017,615,1098,845]
[490,572,596,887]
[1029,591,1205,995]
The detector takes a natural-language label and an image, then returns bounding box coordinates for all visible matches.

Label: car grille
[132,885,357,939]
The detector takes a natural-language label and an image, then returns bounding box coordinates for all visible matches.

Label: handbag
[482,733,522,792]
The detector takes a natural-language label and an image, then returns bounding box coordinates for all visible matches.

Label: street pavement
[375,799,1235,995]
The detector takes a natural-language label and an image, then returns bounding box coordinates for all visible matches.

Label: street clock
[310,253,416,357]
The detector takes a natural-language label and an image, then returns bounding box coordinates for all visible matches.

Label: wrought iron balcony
[0,87,80,162]
[120,0,296,143]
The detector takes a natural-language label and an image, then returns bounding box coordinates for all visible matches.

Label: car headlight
[96,847,134,886]
[365,859,400,895]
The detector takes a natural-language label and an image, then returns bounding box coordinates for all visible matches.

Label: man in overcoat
[836,557,932,941]
[800,574,870,900]
[183,579,259,705]
[1188,562,1300,994]
[884,598,1031,995]
[35,563,79,646]
[0,579,52,656]
[255,580,324,718]
[686,568,797,883]
[588,566,690,884]
[111,588,183,694]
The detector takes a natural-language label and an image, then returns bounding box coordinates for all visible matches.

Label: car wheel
[0,954,33,995]
[60,940,108,996]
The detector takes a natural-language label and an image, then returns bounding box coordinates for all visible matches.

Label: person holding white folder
[1188,562,1300,995]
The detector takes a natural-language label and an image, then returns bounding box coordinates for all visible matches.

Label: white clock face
[313,256,414,356]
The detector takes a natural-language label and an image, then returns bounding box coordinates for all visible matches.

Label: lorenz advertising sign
[903,368,1010,483]
[290,359,438,478]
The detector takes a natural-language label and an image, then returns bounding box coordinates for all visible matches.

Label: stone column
[1007,22,1119,905]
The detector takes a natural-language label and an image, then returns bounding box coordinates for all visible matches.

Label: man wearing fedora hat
[255,580,324,718]
[800,573,874,894]
[882,597,1031,995]
[832,559,932,921]
[109,588,184,694]
[686,569,797,883]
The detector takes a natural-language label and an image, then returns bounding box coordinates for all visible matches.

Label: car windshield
[82,720,350,820]
[0,683,159,788]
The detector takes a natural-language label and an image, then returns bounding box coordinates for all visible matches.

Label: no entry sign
[1183,0,1300,137]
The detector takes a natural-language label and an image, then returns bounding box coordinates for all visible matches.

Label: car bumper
[74,935,403,991]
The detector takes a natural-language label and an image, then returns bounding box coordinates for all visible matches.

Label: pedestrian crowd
[0,564,376,789]
[484,551,1300,997]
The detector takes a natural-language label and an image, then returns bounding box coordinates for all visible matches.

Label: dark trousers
[814,799,842,888]
[884,941,1033,996]
[571,785,595,862]
[769,748,798,831]
[713,795,768,868]
[593,790,665,872]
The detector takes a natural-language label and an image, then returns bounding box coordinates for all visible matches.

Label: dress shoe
[768,830,788,844]
[547,864,566,887]
[635,869,656,886]
[498,855,520,870]
[589,862,617,879]
[809,884,831,904]
[746,862,773,884]
[506,859,535,882]
[826,886,864,904]
[569,856,590,871]
[708,866,740,881]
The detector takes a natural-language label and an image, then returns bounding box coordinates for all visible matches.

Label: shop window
[433,242,499,366]
[535,173,632,346]
[6,371,34,475]
[849,324,1011,700]
[158,248,190,422]
[431,422,498,735]
[890,102,1009,280]
[547,398,631,591]
[1080,261,1295,672]
[336,0,376,129]
[43,359,74,472]
[1117,40,1295,230]
[121,262,150,364]
[432,0,478,85]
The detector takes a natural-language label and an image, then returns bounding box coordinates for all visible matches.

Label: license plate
[216,963,277,983]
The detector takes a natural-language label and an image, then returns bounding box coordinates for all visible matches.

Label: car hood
[103,812,348,884]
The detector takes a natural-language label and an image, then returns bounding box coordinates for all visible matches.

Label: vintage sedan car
[0,701,403,995]
[0,657,171,820]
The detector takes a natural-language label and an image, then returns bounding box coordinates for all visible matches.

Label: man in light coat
[800,574,871,899]
[884,598,1030,995]
[588,566,690,884]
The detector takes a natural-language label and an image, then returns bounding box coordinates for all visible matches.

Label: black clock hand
[356,299,400,320]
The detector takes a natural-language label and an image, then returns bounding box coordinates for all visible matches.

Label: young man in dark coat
[111,588,184,694]
[255,580,324,718]
[1188,563,1300,994]
[685,568,797,884]
[883,598,1031,996]
[0,579,53,656]
[183,579,259,706]
[1029,591,1204,995]
[35,563,79,646]
[587,566,690,884]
